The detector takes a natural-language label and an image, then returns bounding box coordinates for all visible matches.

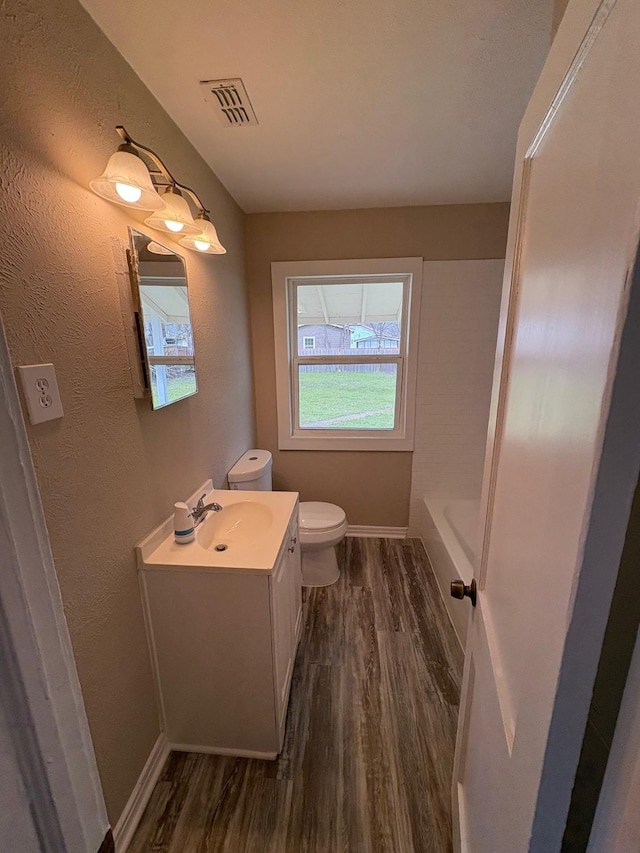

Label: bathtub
[419,498,480,649]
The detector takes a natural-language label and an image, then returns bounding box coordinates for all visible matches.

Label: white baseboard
[346,525,408,539]
[113,732,170,852]
[169,742,277,760]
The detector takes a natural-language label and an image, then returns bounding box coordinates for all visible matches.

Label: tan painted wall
[552,0,571,39]
[245,204,510,526]
[0,0,254,825]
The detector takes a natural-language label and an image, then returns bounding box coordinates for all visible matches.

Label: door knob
[450,578,477,607]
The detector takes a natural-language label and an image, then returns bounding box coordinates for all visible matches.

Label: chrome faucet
[191,493,223,526]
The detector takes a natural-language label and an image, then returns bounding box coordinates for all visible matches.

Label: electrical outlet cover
[18,363,64,424]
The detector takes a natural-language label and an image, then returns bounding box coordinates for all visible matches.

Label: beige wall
[0,0,254,825]
[552,0,571,38]
[245,204,510,526]
[409,259,504,531]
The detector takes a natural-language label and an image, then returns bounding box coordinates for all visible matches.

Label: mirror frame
[126,228,198,409]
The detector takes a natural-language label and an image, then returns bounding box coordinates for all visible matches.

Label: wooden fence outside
[298,347,398,374]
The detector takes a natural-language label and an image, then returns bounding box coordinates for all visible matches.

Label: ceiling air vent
[199,78,258,127]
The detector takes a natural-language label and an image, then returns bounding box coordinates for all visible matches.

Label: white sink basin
[136,482,299,572]
[197,501,274,550]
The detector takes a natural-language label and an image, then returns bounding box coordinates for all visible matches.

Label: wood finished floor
[129,537,463,853]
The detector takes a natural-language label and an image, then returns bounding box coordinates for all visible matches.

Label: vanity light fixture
[89,143,164,211]
[179,213,227,254]
[144,186,200,236]
[90,126,226,254]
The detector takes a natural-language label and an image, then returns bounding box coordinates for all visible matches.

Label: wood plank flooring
[128,537,464,853]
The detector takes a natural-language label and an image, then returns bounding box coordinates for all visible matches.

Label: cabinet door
[271,548,294,720]
[287,516,302,643]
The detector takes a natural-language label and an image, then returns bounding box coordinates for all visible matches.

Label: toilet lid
[299,501,346,531]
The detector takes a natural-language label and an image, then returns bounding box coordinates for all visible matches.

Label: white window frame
[271,257,423,451]
[302,335,316,348]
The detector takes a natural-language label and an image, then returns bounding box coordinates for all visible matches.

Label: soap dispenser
[174,501,195,544]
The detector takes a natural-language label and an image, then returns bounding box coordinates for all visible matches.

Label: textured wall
[409,260,504,532]
[0,0,254,825]
[245,204,509,526]
[552,0,571,39]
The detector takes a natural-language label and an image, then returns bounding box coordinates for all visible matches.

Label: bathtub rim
[418,495,481,651]
[424,497,476,586]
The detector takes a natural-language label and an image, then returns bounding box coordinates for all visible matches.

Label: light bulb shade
[147,241,174,255]
[179,217,227,254]
[89,149,164,211]
[144,189,200,235]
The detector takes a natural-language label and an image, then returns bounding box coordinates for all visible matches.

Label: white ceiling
[80,0,553,213]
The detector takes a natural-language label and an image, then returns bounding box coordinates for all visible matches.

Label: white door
[453,1,640,850]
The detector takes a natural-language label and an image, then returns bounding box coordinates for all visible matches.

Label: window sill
[278,434,414,451]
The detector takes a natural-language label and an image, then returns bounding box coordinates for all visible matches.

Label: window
[272,258,423,450]
[139,282,197,408]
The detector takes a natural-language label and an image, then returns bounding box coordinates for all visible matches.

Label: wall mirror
[127,228,198,409]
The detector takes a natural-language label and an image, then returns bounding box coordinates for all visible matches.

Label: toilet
[227,449,347,587]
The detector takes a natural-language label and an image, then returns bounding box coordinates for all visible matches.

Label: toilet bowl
[227,450,347,587]
[298,501,348,587]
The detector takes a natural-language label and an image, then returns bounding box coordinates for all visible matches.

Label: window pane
[296,281,403,356]
[150,363,197,409]
[298,364,397,430]
[140,284,195,357]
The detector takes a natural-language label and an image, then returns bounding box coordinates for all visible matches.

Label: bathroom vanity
[137,482,301,759]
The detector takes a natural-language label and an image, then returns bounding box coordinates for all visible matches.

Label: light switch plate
[18,363,64,425]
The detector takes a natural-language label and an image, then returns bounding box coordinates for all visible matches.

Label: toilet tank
[227,449,273,491]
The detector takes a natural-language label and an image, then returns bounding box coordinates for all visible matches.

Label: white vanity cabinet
[271,513,302,744]
[138,492,301,759]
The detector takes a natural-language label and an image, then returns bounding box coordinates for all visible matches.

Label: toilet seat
[299,501,346,532]
[299,501,348,548]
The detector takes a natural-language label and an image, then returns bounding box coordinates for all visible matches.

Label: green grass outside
[151,373,197,407]
[298,370,396,429]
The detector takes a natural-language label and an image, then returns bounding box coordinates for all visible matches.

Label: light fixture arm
[115,125,209,216]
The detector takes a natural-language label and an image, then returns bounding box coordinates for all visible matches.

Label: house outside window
[272,258,423,451]
[352,324,400,349]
